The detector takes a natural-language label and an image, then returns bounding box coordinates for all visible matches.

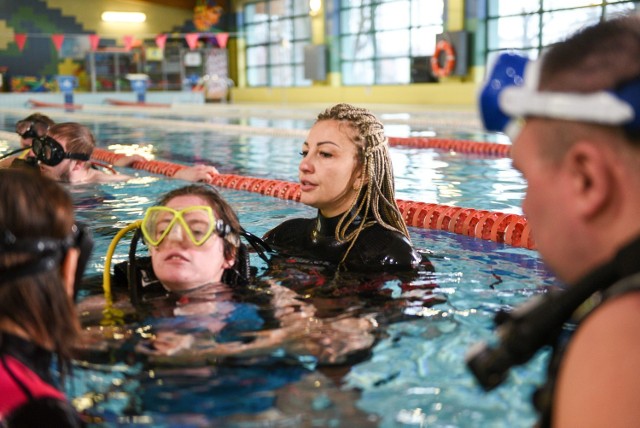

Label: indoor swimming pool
[0,104,556,427]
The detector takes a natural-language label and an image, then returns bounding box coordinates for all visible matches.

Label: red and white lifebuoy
[431,40,456,78]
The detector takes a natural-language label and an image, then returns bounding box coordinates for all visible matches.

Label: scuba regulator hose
[101,221,141,326]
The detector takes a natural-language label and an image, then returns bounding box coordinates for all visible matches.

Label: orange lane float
[27,99,83,110]
[91,148,533,249]
[388,137,511,157]
[105,98,171,108]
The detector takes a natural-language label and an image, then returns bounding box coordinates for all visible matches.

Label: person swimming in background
[29,122,219,184]
[0,114,144,170]
[262,103,422,272]
[0,168,93,427]
[0,112,54,168]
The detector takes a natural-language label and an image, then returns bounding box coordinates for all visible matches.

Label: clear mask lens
[141,206,216,247]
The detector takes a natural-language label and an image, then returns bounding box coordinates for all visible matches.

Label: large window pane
[246,46,268,67]
[243,0,312,87]
[605,2,639,18]
[246,22,269,45]
[412,0,444,26]
[376,30,410,57]
[411,25,442,56]
[269,43,292,65]
[341,34,374,60]
[341,7,373,34]
[342,61,375,85]
[247,67,268,86]
[375,1,411,30]
[293,16,311,39]
[541,8,601,45]
[293,65,312,86]
[488,0,540,16]
[488,15,540,50]
[376,58,410,84]
[270,65,294,86]
[544,0,604,10]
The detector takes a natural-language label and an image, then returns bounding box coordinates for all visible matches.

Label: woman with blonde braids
[263,103,422,272]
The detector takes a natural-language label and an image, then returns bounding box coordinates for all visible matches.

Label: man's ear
[565,141,613,219]
[61,248,80,298]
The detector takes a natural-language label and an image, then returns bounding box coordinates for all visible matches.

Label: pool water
[0,106,557,427]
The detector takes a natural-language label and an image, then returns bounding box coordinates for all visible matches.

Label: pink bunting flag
[51,34,65,52]
[14,33,27,51]
[123,35,135,51]
[185,33,200,50]
[155,34,167,50]
[88,34,100,51]
[215,33,229,48]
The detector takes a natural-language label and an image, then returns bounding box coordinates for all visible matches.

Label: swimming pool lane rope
[92,148,534,250]
[1,108,510,158]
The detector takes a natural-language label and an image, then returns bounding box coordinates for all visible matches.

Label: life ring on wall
[431,40,456,78]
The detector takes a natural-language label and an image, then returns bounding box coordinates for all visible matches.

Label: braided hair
[316,103,410,264]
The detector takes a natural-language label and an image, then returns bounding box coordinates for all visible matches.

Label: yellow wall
[232,81,478,106]
[45,0,192,42]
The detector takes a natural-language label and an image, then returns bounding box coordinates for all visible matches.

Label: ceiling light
[101,11,146,23]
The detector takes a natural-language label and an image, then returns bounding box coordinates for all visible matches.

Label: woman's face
[148,195,234,292]
[298,120,362,217]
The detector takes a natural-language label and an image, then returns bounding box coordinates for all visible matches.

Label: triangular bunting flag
[185,33,200,50]
[123,35,135,51]
[14,33,27,51]
[51,34,65,52]
[215,33,229,48]
[88,34,100,51]
[155,34,167,50]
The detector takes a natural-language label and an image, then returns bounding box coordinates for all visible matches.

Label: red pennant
[51,34,65,52]
[215,33,229,48]
[88,34,100,51]
[155,34,167,50]
[14,33,27,51]
[185,33,200,50]
[123,35,135,51]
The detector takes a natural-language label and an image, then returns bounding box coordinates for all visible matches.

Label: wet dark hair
[0,168,80,370]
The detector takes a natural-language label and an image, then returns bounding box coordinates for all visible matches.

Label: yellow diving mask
[141,205,228,247]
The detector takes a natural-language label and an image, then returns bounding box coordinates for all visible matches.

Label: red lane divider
[388,137,511,157]
[92,148,533,249]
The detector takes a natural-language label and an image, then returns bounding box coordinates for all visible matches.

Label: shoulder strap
[0,355,64,416]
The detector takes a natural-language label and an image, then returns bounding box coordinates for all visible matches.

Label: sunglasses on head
[16,120,49,139]
[31,136,91,167]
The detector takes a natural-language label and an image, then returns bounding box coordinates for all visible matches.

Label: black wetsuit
[0,333,84,427]
[534,236,640,427]
[263,211,422,272]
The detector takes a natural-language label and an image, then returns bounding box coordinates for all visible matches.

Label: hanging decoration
[185,33,200,50]
[123,35,135,51]
[193,0,223,31]
[155,33,168,50]
[14,33,27,51]
[51,34,65,53]
[88,34,100,51]
[215,32,229,48]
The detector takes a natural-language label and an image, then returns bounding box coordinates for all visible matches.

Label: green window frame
[485,0,640,62]
[243,0,313,87]
[338,0,444,85]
